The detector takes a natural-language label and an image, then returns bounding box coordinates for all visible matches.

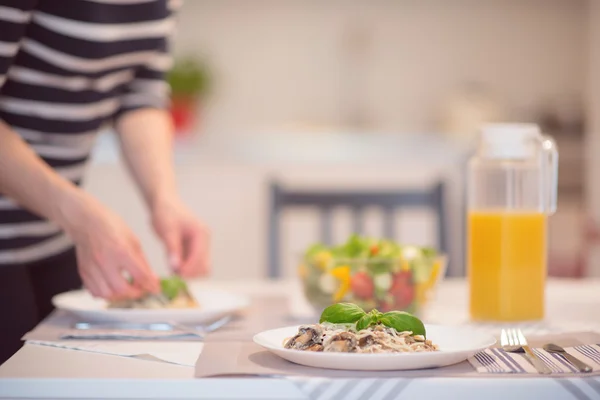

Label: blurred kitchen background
[85,0,600,280]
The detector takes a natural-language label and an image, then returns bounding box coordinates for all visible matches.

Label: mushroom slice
[358,332,376,348]
[324,332,358,353]
[284,325,324,350]
[305,343,324,352]
[404,335,416,345]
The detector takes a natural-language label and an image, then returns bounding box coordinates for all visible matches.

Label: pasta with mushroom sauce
[283,323,439,354]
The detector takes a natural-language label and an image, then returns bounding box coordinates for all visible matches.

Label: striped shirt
[0,0,177,265]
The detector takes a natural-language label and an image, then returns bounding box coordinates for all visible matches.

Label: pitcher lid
[480,123,541,159]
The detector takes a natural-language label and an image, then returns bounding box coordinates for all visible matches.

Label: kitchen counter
[90,131,474,166]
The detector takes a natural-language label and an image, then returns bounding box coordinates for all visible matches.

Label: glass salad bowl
[298,235,447,317]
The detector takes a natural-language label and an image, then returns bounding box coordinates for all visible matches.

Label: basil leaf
[356,310,382,331]
[379,311,426,337]
[160,276,187,300]
[319,303,366,324]
[356,314,376,331]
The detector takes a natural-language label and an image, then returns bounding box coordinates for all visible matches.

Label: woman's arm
[0,121,87,233]
[115,108,177,212]
[113,4,209,276]
[0,120,160,300]
[0,1,159,299]
[115,108,210,277]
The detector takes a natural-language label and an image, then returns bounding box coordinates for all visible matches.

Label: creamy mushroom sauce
[283,323,439,353]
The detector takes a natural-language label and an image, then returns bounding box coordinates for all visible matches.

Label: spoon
[543,343,593,373]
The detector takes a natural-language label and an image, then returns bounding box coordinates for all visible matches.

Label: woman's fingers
[179,230,204,277]
[80,272,102,298]
[124,247,160,294]
[70,202,162,300]
[198,227,211,276]
[81,246,157,300]
[80,262,113,299]
[101,262,143,300]
[154,219,183,273]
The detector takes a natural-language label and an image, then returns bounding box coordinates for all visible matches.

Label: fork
[74,315,233,339]
[501,328,552,374]
[167,315,234,337]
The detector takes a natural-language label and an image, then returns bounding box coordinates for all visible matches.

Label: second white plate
[52,283,250,323]
[253,324,496,371]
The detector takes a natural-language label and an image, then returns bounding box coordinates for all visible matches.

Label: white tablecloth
[1,278,600,400]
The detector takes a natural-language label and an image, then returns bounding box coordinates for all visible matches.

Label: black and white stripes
[469,344,600,375]
[0,0,176,264]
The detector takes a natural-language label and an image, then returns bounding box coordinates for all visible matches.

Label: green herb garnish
[378,310,426,337]
[355,309,382,331]
[160,276,188,300]
[319,303,366,324]
[320,303,426,337]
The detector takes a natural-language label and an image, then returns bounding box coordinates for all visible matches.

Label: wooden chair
[267,180,448,278]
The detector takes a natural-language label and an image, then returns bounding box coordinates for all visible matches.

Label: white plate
[52,283,250,323]
[253,325,496,371]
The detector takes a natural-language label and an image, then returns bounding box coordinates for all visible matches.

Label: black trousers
[0,248,82,364]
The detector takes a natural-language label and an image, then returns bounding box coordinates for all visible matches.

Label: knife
[522,344,553,374]
[73,315,233,334]
[74,322,177,331]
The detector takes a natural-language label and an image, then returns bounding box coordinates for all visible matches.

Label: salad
[299,235,445,315]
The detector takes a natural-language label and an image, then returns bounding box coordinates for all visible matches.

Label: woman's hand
[150,197,210,277]
[60,195,160,300]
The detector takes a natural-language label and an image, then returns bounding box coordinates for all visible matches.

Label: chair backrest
[267,180,447,278]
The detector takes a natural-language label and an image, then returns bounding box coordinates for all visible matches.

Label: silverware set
[71,315,233,340]
[500,328,593,374]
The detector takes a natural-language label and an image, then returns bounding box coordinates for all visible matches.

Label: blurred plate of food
[298,235,447,317]
[52,276,250,323]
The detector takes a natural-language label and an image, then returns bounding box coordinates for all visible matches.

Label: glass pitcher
[467,123,558,322]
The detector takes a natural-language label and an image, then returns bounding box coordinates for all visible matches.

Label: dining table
[1,278,600,400]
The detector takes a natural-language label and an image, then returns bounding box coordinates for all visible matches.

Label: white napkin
[469,344,600,374]
[26,340,203,367]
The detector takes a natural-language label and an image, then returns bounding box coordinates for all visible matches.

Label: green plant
[167,57,212,99]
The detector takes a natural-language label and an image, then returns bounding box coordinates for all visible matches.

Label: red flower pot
[170,96,199,136]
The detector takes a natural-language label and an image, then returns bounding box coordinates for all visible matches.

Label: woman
[0,0,209,363]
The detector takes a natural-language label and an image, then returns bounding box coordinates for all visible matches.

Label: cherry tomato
[393,285,415,309]
[389,271,415,309]
[370,244,379,256]
[380,301,393,312]
[350,272,374,299]
[390,271,412,290]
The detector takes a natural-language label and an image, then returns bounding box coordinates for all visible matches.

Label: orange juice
[468,211,547,321]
